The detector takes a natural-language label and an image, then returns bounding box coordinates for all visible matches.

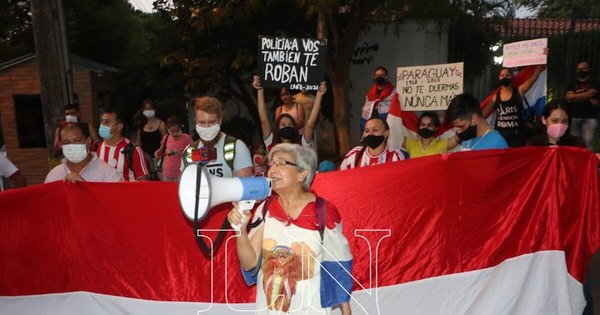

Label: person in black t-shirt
[483,65,543,147]
[565,61,599,150]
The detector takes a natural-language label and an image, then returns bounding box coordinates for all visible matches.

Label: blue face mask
[99,124,113,140]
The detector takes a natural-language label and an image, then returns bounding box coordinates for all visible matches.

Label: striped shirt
[95,138,149,181]
[339,145,405,170]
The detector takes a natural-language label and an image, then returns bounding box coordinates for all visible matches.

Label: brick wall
[0,58,109,185]
[0,58,46,184]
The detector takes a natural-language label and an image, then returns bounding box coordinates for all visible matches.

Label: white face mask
[65,115,78,123]
[196,124,220,141]
[62,143,89,163]
[142,110,155,118]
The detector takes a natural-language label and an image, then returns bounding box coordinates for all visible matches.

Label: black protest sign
[257,36,327,91]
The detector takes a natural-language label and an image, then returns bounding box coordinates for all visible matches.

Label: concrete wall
[347,21,448,145]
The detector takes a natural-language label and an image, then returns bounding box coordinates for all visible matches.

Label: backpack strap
[315,197,327,239]
[354,146,368,169]
[223,135,236,174]
[122,142,136,171]
[91,140,102,153]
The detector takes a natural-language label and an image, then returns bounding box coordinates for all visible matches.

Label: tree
[156,0,514,157]
[0,0,34,62]
[155,0,318,143]
[514,0,600,18]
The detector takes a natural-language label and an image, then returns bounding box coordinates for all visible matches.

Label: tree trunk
[330,79,350,156]
[30,0,71,160]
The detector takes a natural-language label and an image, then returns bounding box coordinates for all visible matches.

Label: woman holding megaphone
[228,143,352,314]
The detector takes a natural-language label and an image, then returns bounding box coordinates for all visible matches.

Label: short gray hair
[268,143,317,190]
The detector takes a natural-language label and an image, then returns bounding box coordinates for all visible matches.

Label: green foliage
[0,0,34,62]
[63,0,140,66]
[514,0,600,18]
[447,1,514,82]
[61,0,188,120]
[156,0,315,95]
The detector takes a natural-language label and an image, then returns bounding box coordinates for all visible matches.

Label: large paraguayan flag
[0,146,598,314]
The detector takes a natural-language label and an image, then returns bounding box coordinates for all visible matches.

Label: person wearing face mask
[482,65,544,147]
[182,96,253,177]
[527,99,586,148]
[446,93,508,151]
[155,116,193,181]
[360,66,396,134]
[565,61,599,150]
[275,87,305,131]
[253,75,326,152]
[402,112,461,158]
[45,123,122,183]
[339,117,406,170]
[53,104,99,153]
[94,107,150,181]
[136,99,167,160]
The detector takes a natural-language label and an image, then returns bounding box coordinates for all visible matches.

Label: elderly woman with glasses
[228,143,353,314]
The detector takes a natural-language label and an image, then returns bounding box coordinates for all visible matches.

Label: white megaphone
[178,164,272,230]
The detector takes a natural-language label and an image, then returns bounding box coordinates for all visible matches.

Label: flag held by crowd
[0,147,598,314]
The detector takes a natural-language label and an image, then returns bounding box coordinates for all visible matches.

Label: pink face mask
[546,123,568,139]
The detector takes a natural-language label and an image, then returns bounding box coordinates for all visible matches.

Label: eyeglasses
[268,159,298,168]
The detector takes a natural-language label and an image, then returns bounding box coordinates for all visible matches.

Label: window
[13,95,46,148]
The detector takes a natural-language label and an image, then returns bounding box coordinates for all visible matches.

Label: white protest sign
[502,38,547,68]
[396,62,463,111]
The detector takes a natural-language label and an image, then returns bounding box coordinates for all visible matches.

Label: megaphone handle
[231,200,256,231]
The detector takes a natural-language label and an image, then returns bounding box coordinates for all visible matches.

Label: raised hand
[252,75,263,90]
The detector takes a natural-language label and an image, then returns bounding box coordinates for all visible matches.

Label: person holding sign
[360,66,396,134]
[275,88,305,131]
[254,76,325,152]
[482,65,544,147]
[446,93,508,151]
[402,112,461,158]
[340,117,406,170]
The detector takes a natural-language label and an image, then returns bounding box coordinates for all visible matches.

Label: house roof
[0,53,120,74]
[498,18,600,39]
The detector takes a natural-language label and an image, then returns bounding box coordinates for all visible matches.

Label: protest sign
[257,36,327,91]
[503,38,547,68]
[397,62,463,111]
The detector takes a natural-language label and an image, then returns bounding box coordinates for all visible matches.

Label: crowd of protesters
[0,60,598,189]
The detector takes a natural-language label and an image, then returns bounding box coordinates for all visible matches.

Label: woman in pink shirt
[155,116,193,181]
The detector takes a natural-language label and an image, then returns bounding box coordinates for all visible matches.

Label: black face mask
[499,77,512,87]
[278,126,295,140]
[362,135,386,149]
[577,70,590,79]
[418,128,436,139]
[457,124,477,141]
[374,77,387,85]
